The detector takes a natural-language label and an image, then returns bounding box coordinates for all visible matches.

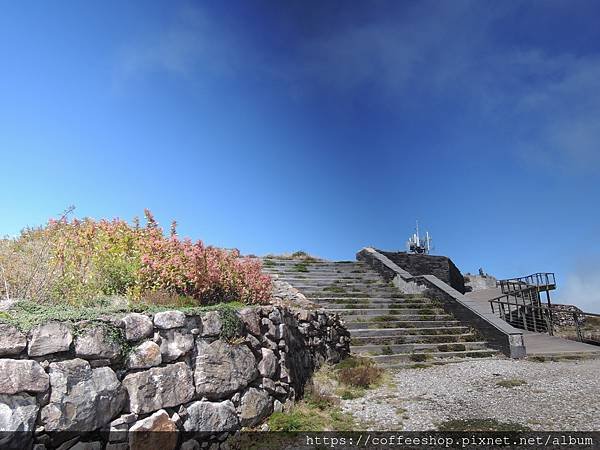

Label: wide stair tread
[261,257,498,365]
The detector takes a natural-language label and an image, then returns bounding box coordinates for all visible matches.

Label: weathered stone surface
[200,311,221,337]
[70,442,103,450]
[257,348,277,378]
[126,341,161,369]
[121,313,153,341]
[239,388,273,427]
[180,439,200,450]
[75,326,121,360]
[183,400,239,435]
[106,443,129,450]
[41,359,126,432]
[28,322,72,356]
[153,311,185,329]
[129,409,178,450]
[123,362,195,414]
[158,329,194,362]
[194,340,258,399]
[0,359,49,394]
[110,413,138,427]
[239,308,260,336]
[0,393,39,431]
[0,323,27,356]
[245,334,261,352]
[262,318,277,339]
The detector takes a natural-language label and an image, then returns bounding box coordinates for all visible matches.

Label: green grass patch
[409,353,431,362]
[323,286,347,293]
[292,263,309,272]
[371,315,398,323]
[381,345,394,355]
[437,343,466,352]
[268,390,355,431]
[0,298,245,332]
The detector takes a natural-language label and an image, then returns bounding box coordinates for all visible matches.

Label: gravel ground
[341,358,600,431]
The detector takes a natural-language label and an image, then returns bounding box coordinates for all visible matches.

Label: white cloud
[117,6,247,81]
[114,2,600,171]
[560,263,600,313]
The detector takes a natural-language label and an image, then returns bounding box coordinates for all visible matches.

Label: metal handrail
[490,296,600,344]
[498,273,555,294]
[490,296,554,334]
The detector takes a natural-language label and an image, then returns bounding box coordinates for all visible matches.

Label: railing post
[574,312,583,342]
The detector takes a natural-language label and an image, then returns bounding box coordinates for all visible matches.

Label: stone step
[269,274,383,281]
[262,261,365,269]
[296,281,402,296]
[346,319,462,330]
[318,302,436,310]
[367,349,498,364]
[305,292,408,299]
[311,296,431,304]
[378,356,498,370]
[263,267,369,274]
[328,308,447,316]
[350,326,471,337]
[351,341,490,355]
[262,259,362,265]
[272,280,391,288]
[350,333,478,345]
[342,315,453,324]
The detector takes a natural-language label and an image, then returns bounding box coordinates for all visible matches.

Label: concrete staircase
[263,257,498,368]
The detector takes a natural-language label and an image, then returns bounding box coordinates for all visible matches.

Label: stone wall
[0,303,350,449]
[464,273,498,292]
[376,250,466,294]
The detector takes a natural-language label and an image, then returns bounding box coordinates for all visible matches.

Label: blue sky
[1,1,600,311]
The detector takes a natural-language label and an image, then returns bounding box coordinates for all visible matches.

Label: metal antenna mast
[407,220,433,254]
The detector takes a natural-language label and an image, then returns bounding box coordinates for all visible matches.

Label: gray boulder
[0,323,26,356]
[194,340,258,399]
[239,308,260,336]
[28,322,72,356]
[183,400,239,435]
[200,311,221,337]
[40,359,126,432]
[121,313,153,341]
[122,362,195,414]
[75,325,121,360]
[180,439,200,450]
[239,388,273,427]
[0,359,49,394]
[257,348,277,378]
[0,393,39,430]
[128,409,178,450]
[126,341,162,369]
[157,329,194,362]
[153,311,185,329]
[70,442,103,450]
[0,393,38,449]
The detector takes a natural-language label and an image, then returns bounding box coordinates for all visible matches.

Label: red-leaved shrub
[0,209,272,305]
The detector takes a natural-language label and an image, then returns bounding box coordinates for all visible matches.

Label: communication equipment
[406,220,432,254]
